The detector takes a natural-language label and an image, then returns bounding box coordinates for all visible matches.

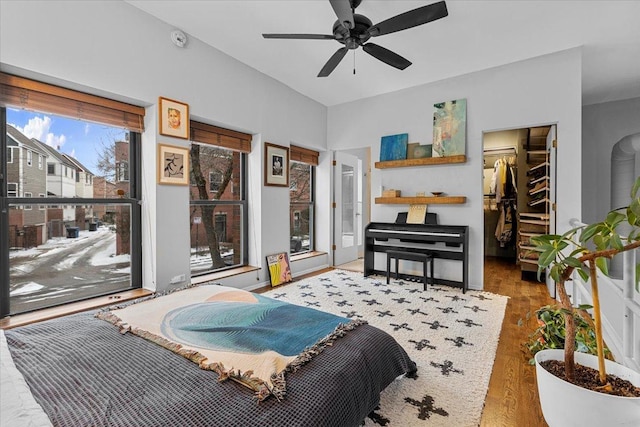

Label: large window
[1,73,144,317]
[188,121,250,276]
[289,145,318,255]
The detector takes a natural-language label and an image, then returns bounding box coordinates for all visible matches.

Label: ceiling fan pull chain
[353,50,356,75]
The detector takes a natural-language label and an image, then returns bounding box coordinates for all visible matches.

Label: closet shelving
[517,126,551,279]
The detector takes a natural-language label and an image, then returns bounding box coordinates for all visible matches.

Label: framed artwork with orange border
[159,96,189,139]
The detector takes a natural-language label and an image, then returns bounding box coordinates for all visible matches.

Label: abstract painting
[380,133,408,161]
[432,99,467,157]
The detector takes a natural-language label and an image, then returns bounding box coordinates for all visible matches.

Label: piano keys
[364,222,469,293]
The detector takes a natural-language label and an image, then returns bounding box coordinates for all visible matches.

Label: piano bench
[386,250,434,291]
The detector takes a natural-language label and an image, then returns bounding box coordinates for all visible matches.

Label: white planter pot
[535,349,640,427]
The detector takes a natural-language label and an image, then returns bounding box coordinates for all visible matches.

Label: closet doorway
[483,125,557,297]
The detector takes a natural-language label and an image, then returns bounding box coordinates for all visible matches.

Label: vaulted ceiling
[127,1,640,107]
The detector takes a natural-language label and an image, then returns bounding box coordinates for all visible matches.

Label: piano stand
[365,222,469,293]
[386,250,433,290]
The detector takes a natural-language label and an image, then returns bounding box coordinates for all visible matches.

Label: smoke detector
[170,30,187,48]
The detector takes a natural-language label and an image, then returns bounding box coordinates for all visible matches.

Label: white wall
[328,49,582,290]
[0,0,328,291]
[582,97,640,224]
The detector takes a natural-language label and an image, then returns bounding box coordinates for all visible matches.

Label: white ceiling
[127,0,640,107]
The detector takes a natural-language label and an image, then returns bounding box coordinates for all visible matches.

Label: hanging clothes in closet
[492,156,517,247]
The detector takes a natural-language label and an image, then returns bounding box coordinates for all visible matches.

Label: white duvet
[0,329,52,427]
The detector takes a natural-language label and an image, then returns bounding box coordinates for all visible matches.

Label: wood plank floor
[480,256,555,427]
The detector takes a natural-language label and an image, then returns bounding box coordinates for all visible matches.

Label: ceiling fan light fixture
[264,0,448,77]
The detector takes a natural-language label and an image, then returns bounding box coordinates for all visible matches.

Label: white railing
[568,218,640,372]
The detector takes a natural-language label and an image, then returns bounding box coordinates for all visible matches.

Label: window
[1,72,145,317]
[209,170,223,194]
[23,192,32,210]
[6,147,12,163]
[289,145,318,255]
[7,183,17,197]
[189,121,250,276]
[116,160,129,182]
[26,150,32,166]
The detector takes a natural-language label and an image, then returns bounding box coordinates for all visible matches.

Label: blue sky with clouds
[7,108,127,175]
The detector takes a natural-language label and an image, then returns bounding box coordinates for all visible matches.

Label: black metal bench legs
[386,250,434,290]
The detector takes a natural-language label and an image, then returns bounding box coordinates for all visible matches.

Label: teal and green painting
[380,133,408,161]
[432,99,467,157]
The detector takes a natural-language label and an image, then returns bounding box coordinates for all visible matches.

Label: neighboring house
[30,138,78,227]
[6,125,48,248]
[63,153,95,226]
[92,176,117,222]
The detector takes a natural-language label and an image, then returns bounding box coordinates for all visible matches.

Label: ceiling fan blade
[368,1,448,37]
[330,0,354,29]
[263,34,337,40]
[318,47,349,77]
[362,43,412,70]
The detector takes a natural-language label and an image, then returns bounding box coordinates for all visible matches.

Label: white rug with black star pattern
[263,269,509,426]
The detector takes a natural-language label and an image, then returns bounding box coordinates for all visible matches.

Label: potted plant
[531,177,640,426]
[523,304,611,365]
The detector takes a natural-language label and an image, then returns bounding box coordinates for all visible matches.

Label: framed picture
[266,252,293,287]
[158,143,190,185]
[264,142,289,187]
[159,96,189,139]
[432,98,466,157]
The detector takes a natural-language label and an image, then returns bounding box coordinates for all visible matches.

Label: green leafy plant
[524,304,611,365]
[531,175,640,390]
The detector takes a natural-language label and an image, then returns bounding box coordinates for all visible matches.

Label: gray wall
[0,0,329,291]
[328,49,583,290]
[582,97,640,224]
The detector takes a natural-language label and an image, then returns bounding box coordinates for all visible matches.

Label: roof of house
[6,125,49,156]
[62,153,94,176]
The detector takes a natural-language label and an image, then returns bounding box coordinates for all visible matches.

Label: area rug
[263,269,509,426]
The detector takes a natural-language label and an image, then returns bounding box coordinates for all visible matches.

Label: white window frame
[6,147,13,163]
[23,192,32,210]
[26,150,32,166]
[7,182,17,197]
[38,154,43,169]
[47,163,55,175]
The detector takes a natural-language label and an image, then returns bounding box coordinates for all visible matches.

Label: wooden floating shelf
[375,196,467,205]
[374,155,466,169]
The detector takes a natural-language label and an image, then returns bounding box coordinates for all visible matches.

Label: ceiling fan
[262,0,448,77]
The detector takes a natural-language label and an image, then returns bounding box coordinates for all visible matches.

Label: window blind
[0,73,145,132]
[190,120,251,153]
[290,145,319,166]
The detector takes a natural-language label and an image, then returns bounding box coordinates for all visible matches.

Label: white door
[333,151,359,266]
[546,124,557,298]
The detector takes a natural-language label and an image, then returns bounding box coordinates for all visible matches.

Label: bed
[1,284,416,427]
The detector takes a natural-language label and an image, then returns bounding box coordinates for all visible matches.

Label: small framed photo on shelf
[158,143,190,185]
[264,142,289,187]
[159,96,189,139]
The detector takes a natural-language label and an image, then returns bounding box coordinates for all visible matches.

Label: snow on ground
[9,282,43,296]
[90,239,130,266]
